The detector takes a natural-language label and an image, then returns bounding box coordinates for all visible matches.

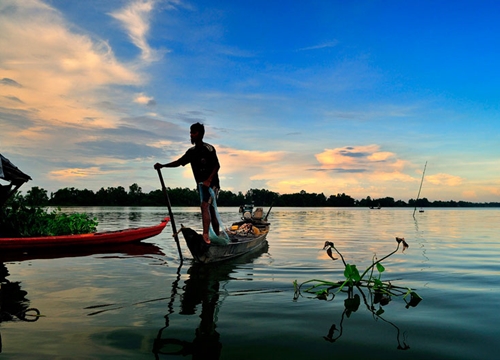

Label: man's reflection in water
[153,264,225,359]
[181,264,223,359]
[153,243,268,360]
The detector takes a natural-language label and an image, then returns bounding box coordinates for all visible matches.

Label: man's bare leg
[201,201,211,244]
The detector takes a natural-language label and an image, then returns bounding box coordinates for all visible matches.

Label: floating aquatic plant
[293,237,422,349]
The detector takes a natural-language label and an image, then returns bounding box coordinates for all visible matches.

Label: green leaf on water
[344,264,361,282]
[373,278,383,289]
[316,289,329,300]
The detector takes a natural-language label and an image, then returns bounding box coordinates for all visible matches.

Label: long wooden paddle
[156,168,183,263]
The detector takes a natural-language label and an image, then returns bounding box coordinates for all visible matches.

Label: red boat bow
[0,217,170,250]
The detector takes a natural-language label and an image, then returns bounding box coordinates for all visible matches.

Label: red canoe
[0,217,170,250]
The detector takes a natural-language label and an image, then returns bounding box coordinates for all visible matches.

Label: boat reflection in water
[0,242,165,263]
[153,241,269,359]
[0,263,41,353]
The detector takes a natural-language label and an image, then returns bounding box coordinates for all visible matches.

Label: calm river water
[1,207,499,359]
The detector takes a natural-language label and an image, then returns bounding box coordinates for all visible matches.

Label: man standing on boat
[154,122,220,244]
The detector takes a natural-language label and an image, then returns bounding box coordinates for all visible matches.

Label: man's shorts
[200,185,219,204]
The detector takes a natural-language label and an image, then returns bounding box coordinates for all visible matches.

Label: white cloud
[297,40,339,51]
[109,0,162,62]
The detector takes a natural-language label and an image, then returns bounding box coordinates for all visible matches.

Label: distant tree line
[13,185,500,208]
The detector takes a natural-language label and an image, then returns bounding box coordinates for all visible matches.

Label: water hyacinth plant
[293,237,422,349]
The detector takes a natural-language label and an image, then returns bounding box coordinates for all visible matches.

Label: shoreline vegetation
[12,184,500,208]
[2,184,498,237]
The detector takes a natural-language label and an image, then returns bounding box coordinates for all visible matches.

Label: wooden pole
[156,168,183,263]
[264,201,274,221]
[413,161,427,217]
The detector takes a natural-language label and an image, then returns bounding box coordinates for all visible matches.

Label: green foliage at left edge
[1,194,98,237]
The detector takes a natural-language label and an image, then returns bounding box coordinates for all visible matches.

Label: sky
[1,0,500,203]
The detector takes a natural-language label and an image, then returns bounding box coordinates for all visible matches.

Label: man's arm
[155,149,191,170]
[154,159,182,169]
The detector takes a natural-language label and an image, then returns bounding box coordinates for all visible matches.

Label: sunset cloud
[49,167,103,180]
[486,187,500,196]
[315,145,399,171]
[134,93,156,106]
[426,173,463,187]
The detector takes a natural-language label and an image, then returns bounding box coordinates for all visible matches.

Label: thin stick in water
[413,161,427,217]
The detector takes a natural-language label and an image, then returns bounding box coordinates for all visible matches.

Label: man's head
[190,122,205,144]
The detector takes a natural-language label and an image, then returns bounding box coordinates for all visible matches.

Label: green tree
[327,193,355,207]
[375,197,395,207]
[50,187,96,206]
[95,186,128,205]
[218,190,245,206]
[128,183,143,206]
[245,188,278,206]
[25,186,49,206]
[167,187,199,206]
[408,197,431,207]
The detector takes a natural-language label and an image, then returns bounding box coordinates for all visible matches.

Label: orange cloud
[485,186,500,196]
[49,167,103,180]
[426,173,463,186]
[315,145,400,171]
[134,93,155,105]
[217,147,287,172]
[367,151,394,162]
[462,190,477,199]
[212,144,423,197]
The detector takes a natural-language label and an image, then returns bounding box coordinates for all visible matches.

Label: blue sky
[1,0,499,202]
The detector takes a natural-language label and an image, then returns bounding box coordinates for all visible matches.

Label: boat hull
[0,217,169,250]
[181,227,268,264]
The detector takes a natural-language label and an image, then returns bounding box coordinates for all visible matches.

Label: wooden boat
[0,217,169,250]
[180,205,270,264]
